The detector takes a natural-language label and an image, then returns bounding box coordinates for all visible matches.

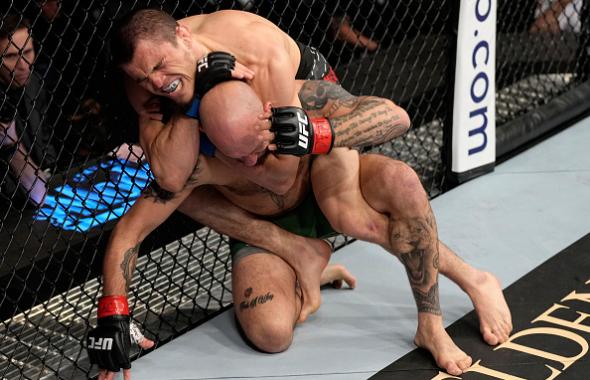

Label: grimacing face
[122,36,197,106]
[0,28,35,88]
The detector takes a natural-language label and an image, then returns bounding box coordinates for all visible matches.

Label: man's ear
[175,24,192,44]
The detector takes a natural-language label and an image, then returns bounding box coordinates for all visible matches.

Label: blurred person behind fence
[0,14,58,207]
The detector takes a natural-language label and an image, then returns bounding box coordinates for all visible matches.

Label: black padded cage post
[0,1,588,379]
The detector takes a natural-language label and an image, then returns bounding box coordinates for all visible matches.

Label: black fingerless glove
[87,296,132,372]
[271,106,335,156]
[185,52,236,120]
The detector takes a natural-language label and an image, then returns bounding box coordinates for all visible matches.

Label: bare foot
[292,237,332,323]
[414,316,472,376]
[320,263,357,289]
[466,271,513,345]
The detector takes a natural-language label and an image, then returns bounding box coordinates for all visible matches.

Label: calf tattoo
[121,243,140,292]
[412,283,441,315]
[392,213,441,315]
[239,287,275,311]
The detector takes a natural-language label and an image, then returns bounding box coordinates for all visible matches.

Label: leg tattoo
[391,211,441,315]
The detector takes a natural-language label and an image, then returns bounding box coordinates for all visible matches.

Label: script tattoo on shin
[393,212,441,315]
[121,243,140,292]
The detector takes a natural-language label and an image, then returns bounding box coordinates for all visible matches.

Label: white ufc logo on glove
[88,336,113,350]
[297,112,309,149]
[197,59,209,72]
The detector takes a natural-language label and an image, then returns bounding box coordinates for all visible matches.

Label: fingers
[98,369,115,380]
[130,321,156,350]
[232,61,255,80]
[138,337,155,350]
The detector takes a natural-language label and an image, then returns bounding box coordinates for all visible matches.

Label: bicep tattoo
[298,80,358,117]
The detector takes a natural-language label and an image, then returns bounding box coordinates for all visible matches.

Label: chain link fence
[0,1,588,379]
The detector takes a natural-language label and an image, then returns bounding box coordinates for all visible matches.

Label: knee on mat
[247,320,294,353]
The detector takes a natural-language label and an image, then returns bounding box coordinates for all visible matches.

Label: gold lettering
[561,290,590,304]
[494,327,588,370]
[430,372,461,380]
[463,360,526,379]
[543,365,562,380]
[533,303,590,333]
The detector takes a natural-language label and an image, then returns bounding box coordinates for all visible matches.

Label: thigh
[232,251,300,335]
[311,149,389,245]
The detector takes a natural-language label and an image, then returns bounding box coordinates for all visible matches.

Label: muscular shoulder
[189,10,295,64]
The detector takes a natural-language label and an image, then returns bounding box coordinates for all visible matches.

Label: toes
[297,310,309,324]
[482,328,499,346]
[459,355,473,370]
[444,361,463,376]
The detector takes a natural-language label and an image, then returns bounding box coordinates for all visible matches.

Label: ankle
[417,312,444,330]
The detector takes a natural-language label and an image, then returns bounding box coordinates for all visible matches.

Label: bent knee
[245,320,294,353]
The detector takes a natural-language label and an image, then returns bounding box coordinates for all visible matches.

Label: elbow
[154,176,184,194]
[150,165,186,194]
[387,100,412,135]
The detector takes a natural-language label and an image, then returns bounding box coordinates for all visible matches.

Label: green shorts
[229,191,337,263]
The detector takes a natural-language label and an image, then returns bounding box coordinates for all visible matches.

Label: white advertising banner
[452,0,496,174]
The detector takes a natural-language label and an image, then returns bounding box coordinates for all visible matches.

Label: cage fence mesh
[0,0,588,379]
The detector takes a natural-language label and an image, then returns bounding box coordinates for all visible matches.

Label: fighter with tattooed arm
[87,8,511,379]
[89,80,511,379]
[113,8,411,327]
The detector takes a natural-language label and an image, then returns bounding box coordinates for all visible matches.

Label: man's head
[200,80,269,167]
[112,9,198,105]
[40,0,61,22]
[0,15,35,88]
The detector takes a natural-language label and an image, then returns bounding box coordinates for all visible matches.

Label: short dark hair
[110,9,178,66]
[0,14,31,41]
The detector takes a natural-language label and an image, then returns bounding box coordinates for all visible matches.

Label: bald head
[200,80,264,160]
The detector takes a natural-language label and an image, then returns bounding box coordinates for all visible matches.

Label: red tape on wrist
[98,295,129,318]
[311,117,334,154]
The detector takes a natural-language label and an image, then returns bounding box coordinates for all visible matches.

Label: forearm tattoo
[298,80,408,148]
[120,243,140,292]
[331,100,406,148]
[392,210,441,315]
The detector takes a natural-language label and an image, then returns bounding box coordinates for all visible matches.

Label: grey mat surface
[132,119,590,380]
